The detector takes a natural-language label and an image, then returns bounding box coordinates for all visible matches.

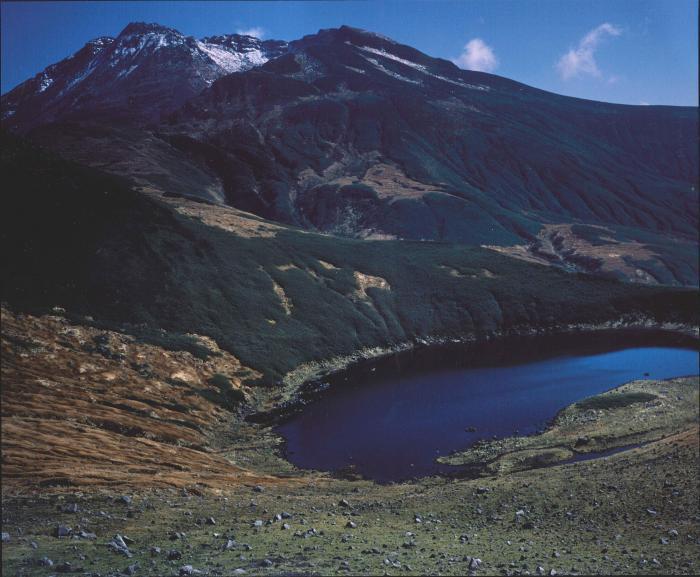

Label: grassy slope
[2,379,698,576]
[2,132,697,384]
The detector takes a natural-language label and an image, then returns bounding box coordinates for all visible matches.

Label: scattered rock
[62,503,79,513]
[55,561,74,573]
[346,521,357,529]
[150,546,161,556]
[1,532,9,543]
[125,563,139,575]
[223,539,236,550]
[116,495,132,506]
[38,557,53,567]
[167,550,182,561]
[108,534,132,557]
[467,557,482,570]
[253,485,264,493]
[339,499,350,508]
[55,525,72,538]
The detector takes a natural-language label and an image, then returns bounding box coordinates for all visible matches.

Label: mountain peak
[117,22,181,37]
[296,25,397,48]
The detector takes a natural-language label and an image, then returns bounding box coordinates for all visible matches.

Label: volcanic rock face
[2,24,698,284]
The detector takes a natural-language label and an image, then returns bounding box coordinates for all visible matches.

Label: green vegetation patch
[577,391,657,411]
[132,328,218,360]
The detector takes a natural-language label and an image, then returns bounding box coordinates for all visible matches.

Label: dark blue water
[277,333,698,482]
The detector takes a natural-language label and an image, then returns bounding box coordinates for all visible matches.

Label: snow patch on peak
[88,37,114,49]
[362,56,421,85]
[355,45,427,72]
[355,44,490,91]
[37,73,54,93]
[196,41,267,73]
[109,32,184,66]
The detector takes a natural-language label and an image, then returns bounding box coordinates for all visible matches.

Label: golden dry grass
[0,308,289,493]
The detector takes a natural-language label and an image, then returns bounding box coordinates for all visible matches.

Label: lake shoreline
[248,320,698,427]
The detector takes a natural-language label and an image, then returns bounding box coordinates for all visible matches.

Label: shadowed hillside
[2,132,697,383]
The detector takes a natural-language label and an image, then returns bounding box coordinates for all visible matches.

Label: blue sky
[1,0,697,106]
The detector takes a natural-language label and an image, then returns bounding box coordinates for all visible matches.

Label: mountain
[2,24,698,285]
[1,22,287,129]
[2,131,696,384]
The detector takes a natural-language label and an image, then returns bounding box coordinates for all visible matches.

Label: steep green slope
[2,133,697,383]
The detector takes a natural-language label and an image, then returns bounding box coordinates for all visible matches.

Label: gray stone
[113,534,129,550]
[223,539,236,550]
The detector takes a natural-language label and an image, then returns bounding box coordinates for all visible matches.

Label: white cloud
[452,38,499,73]
[556,22,621,80]
[236,26,265,39]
